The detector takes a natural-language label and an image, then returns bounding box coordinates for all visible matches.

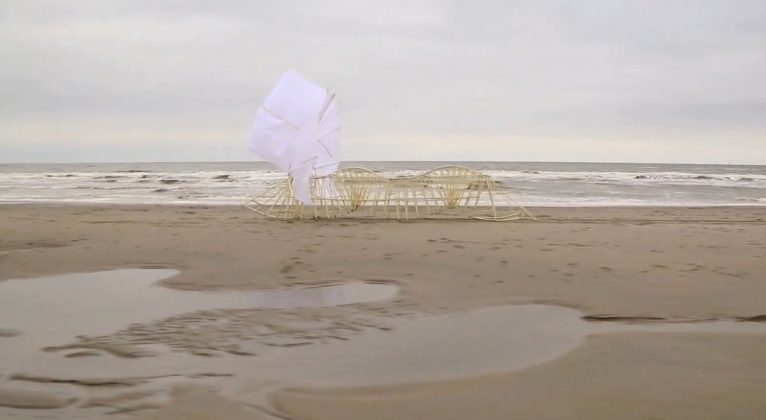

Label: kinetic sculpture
[247,70,533,221]
[248,69,340,205]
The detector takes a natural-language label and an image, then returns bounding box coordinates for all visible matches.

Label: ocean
[1,161,765,207]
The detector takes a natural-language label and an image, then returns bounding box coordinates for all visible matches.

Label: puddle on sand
[1,269,766,418]
[0,269,398,347]
[0,269,399,406]
[232,305,766,389]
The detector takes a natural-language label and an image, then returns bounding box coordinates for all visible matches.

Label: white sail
[249,70,341,204]
[315,95,341,176]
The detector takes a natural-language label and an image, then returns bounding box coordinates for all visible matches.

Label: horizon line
[1,160,764,166]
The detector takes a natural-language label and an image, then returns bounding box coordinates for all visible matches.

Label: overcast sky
[1,0,764,164]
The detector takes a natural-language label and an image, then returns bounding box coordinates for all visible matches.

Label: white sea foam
[1,162,764,207]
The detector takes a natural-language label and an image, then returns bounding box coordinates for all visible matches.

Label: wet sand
[275,333,766,420]
[1,204,765,419]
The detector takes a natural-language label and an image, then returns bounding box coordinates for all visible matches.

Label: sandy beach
[4,0,766,417]
[1,204,765,419]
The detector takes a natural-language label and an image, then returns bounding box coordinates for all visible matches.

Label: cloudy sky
[1,0,764,164]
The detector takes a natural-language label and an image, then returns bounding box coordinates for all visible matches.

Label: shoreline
[1,203,764,224]
[3,201,766,208]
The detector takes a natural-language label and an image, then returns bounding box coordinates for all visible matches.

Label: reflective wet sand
[1,269,765,418]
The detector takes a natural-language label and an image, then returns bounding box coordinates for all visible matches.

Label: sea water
[1,161,765,206]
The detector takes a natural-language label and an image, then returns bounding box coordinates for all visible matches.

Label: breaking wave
[0,162,764,206]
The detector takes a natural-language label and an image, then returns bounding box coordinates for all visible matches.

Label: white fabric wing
[249,107,295,172]
[263,69,327,128]
[249,70,341,205]
[314,96,341,176]
[290,112,320,204]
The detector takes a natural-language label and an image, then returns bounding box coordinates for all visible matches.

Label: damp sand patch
[0,269,398,348]
[0,269,402,416]
[0,269,404,376]
[2,269,766,418]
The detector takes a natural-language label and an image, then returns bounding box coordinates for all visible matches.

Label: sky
[1,0,765,164]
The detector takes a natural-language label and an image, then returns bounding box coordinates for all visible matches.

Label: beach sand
[1,205,765,419]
